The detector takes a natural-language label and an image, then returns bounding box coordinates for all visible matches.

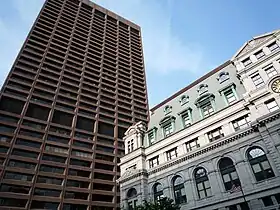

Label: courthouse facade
[119,30,280,210]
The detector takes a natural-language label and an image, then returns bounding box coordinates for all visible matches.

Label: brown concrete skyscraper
[0,0,149,209]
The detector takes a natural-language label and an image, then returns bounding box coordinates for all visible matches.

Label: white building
[119,30,280,210]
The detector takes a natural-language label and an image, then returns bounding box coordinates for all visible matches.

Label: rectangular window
[232,115,250,131]
[182,113,191,127]
[265,66,278,78]
[166,148,177,161]
[207,127,224,142]
[149,156,159,168]
[224,89,237,105]
[251,74,265,88]
[128,139,134,153]
[265,99,279,112]
[186,138,200,152]
[163,123,173,137]
[242,58,252,67]
[148,132,155,144]
[268,42,279,52]
[201,101,214,117]
[255,50,265,60]
[126,165,136,170]
[261,196,274,207]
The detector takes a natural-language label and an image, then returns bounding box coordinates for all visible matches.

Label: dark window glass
[39,165,64,174]
[34,188,61,197]
[0,198,27,207]
[68,169,90,178]
[42,154,66,163]
[275,193,280,204]
[194,168,211,199]
[70,159,91,167]
[153,183,164,201]
[247,147,275,181]
[47,135,69,145]
[15,139,42,148]
[0,184,30,194]
[64,191,88,200]
[12,149,38,159]
[262,196,274,206]
[37,176,63,185]
[8,160,36,169]
[73,140,92,149]
[66,180,89,188]
[0,146,9,154]
[173,176,187,204]
[219,157,241,191]
[31,201,59,209]
[4,172,33,181]
[62,204,88,210]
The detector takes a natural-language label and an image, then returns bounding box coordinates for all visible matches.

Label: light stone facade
[119,30,280,210]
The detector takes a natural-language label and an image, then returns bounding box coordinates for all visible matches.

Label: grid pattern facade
[0,0,148,209]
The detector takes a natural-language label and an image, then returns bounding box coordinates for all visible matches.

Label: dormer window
[195,94,215,119]
[159,116,176,138]
[242,58,252,67]
[255,50,265,60]
[147,127,157,145]
[217,72,229,84]
[164,105,172,115]
[198,84,208,95]
[178,108,192,128]
[180,95,189,106]
[268,42,279,52]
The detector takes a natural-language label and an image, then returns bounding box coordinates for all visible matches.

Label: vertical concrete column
[263,46,271,55]
[233,149,255,192]
[184,168,196,205]
[250,54,258,63]
[273,60,280,72]
[222,123,233,136]
[258,68,269,84]
[208,160,224,198]
[241,75,255,93]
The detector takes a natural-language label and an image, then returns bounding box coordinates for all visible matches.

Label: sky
[0,1,280,107]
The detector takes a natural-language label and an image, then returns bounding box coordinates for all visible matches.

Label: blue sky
[0,0,280,107]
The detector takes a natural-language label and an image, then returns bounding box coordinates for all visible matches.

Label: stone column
[184,168,195,205]
[233,149,255,192]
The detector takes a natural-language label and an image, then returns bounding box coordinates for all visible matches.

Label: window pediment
[159,115,175,126]
[178,107,192,116]
[195,93,215,107]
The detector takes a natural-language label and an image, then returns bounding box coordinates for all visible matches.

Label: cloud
[94,0,205,74]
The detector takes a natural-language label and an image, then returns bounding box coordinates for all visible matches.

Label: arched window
[164,105,172,115]
[219,157,240,191]
[127,188,137,210]
[172,176,186,204]
[127,188,137,198]
[217,71,229,83]
[247,147,275,181]
[198,84,208,95]
[194,167,211,199]
[153,183,164,201]
[180,95,189,106]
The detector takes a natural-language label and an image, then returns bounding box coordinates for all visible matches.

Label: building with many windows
[0,0,149,209]
[119,30,280,210]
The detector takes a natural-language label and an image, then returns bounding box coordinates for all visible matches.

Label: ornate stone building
[119,30,280,210]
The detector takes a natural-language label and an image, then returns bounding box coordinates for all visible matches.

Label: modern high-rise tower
[0,0,149,209]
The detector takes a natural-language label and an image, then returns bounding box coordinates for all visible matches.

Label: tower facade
[0,0,148,209]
